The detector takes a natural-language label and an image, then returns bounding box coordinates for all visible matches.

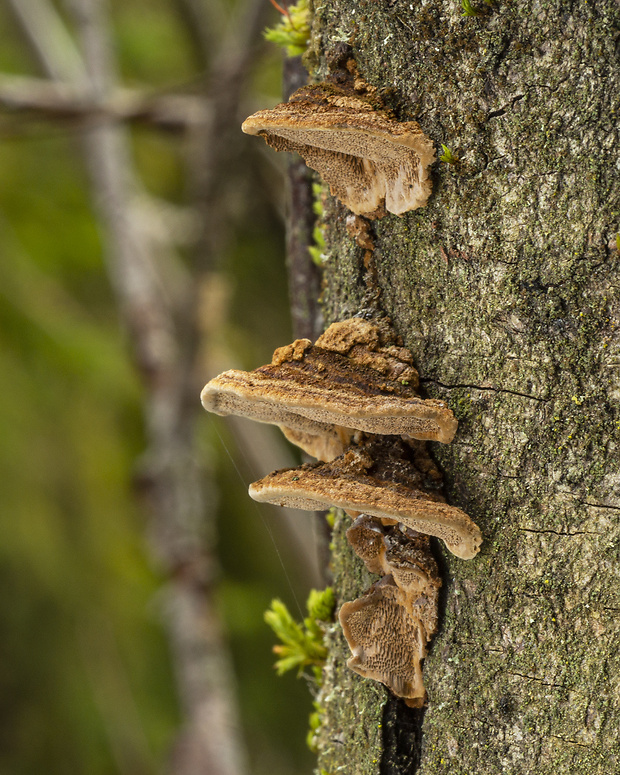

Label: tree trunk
[302,1,620,773]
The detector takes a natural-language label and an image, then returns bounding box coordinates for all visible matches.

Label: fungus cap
[248,447,482,560]
[242,84,435,218]
[201,320,457,450]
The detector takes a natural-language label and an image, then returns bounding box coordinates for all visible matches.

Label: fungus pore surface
[340,517,441,706]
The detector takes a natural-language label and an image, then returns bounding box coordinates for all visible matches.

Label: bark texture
[303,1,620,773]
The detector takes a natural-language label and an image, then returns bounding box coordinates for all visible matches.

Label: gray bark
[302,1,620,773]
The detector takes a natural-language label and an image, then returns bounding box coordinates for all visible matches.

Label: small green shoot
[264,0,311,57]
[306,700,323,751]
[616,233,620,253]
[312,182,324,217]
[264,587,335,679]
[309,182,327,265]
[461,0,481,16]
[439,144,458,164]
[306,587,335,622]
[308,225,326,266]
[325,507,338,529]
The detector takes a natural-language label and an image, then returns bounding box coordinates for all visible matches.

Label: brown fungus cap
[201,319,457,451]
[346,514,387,575]
[242,84,435,218]
[248,439,482,560]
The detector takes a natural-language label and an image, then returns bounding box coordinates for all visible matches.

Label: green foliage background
[0,2,314,773]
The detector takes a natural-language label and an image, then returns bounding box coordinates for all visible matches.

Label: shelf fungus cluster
[201,318,481,706]
[242,82,435,218]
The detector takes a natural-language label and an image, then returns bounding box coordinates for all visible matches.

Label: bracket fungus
[201,318,458,454]
[242,83,435,218]
[200,317,482,705]
[339,578,429,707]
[340,516,441,706]
[347,516,440,610]
[248,436,481,561]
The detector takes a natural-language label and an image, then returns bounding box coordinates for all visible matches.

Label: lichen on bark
[301,0,620,773]
[314,510,386,775]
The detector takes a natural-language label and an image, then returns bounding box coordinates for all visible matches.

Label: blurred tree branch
[0,74,210,131]
[3,0,279,773]
[6,0,88,84]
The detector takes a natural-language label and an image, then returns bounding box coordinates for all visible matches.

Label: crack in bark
[548,734,590,748]
[519,527,602,537]
[486,94,524,121]
[507,672,567,690]
[524,76,572,94]
[380,700,424,774]
[575,500,620,511]
[420,378,548,403]
[462,641,505,653]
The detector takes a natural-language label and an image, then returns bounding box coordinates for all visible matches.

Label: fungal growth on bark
[201,318,458,453]
[242,83,435,218]
[200,317,481,705]
[339,578,430,707]
[347,515,441,621]
[248,435,482,560]
[338,517,441,707]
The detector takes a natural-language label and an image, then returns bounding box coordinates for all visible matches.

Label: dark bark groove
[381,700,425,774]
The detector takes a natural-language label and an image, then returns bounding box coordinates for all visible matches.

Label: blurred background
[0,1,321,773]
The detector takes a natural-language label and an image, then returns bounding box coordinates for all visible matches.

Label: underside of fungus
[242,83,435,218]
[201,318,457,452]
[339,578,428,706]
[249,436,482,560]
[340,516,441,706]
[347,515,440,620]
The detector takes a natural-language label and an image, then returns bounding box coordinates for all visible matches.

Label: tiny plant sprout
[461,0,482,16]
[264,0,311,57]
[264,588,334,679]
[440,144,458,164]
